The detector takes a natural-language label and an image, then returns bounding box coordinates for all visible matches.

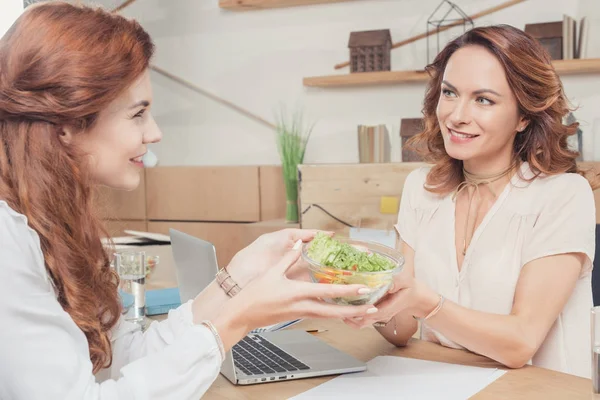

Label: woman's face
[72,69,162,190]
[436,45,528,172]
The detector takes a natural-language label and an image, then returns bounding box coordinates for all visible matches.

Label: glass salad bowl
[110,252,159,279]
[301,233,404,306]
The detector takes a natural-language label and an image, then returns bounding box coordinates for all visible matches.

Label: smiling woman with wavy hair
[0,2,155,374]
[0,3,379,398]
[348,24,598,379]
[407,24,599,193]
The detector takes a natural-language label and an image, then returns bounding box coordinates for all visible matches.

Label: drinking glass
[114,251,146,326]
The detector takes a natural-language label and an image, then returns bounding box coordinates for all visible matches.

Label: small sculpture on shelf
[426,0,473,64]
[400,118,424,162]
[348,29,392,73]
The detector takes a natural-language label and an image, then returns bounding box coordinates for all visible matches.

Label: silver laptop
[169,229,367,385]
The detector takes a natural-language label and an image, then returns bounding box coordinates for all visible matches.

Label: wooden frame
[219,0,355,10]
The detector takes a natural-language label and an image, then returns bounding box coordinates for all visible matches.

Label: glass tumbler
[114,251,147,326]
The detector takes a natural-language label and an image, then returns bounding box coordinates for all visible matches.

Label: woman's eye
[133,109,145,118]
[442,88,456,97]
[476,97,494,105]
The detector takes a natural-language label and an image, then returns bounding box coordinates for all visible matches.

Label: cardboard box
[146,166,261,222]
[259,165,287,221]
[103,219,148,238]
[147,221,249,268]
[96,171,147,221]
[241,218,300,246]
[298,162,427,234]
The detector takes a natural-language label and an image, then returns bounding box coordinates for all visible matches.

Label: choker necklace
[453,162,517,256]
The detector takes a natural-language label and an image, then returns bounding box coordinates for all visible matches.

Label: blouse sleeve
[0,204,223,400]
[394,168,426,250]
[107,299,217,377]
[521,174,596,276]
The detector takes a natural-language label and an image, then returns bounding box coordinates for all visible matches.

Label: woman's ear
[57,126,75,145]
[517,117,530,133]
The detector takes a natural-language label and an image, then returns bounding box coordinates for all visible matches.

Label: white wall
[0,0,23,38]
[95,0,600,165]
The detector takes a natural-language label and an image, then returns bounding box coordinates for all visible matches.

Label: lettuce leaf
[307,232,396,272]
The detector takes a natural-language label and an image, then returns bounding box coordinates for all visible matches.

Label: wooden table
[196,319,593,400]
[145,258,593,399]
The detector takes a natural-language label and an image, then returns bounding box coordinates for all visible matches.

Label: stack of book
[357,124,391,163]
[524,15,589,60]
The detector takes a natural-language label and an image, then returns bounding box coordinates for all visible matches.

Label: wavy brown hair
[0,2,154,373]
[407,24,599,194]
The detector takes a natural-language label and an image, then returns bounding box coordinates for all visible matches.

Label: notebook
[145,287,181,315]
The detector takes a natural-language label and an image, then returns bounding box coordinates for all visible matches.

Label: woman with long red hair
[348,25,597,378]
[0,3,377,399]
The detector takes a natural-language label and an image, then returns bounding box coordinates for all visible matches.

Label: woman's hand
[344,269,439,329]
[227,228,328,287]
[211,242,379,351]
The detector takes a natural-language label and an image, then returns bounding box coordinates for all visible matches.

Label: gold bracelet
[215,267,242,297]
[200,320,226,363]
[417,295,445,321]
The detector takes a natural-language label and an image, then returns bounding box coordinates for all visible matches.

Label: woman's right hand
[210,242,378,351]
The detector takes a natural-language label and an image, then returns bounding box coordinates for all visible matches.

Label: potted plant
[274,105,314,223]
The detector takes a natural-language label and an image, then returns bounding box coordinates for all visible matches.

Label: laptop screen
[169,229,219,303]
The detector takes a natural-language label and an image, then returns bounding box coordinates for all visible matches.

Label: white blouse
[0,200,223,399]
[396,162,596,378]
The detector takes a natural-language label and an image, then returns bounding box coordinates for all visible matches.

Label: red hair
[0,2,154,372]
[407,24,599,194]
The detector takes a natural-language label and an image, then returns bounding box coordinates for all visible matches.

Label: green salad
[307,232,396,273]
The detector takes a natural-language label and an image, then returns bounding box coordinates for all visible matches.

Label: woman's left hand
[344,269,439,329]
[226,228,328,288]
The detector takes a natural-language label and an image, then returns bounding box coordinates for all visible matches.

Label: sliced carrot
[327,269,353,276]
[314,272,334,282]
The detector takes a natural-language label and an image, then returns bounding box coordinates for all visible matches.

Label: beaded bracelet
[200,320,226,363]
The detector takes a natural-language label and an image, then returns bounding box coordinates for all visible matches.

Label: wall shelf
[303,58,600,88]
[219,0,355,10]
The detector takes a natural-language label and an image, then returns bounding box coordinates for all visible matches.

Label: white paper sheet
[290,356,506,400]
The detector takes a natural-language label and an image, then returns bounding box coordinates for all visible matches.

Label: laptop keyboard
[232,335,311,376]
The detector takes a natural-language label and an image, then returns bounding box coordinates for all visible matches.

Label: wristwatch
[215,267,242,297]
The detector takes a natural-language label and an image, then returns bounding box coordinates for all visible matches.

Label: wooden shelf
[303,58,600,88]
[551,58,600,74]
[219,0,355,10]
[304,69,429,87]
